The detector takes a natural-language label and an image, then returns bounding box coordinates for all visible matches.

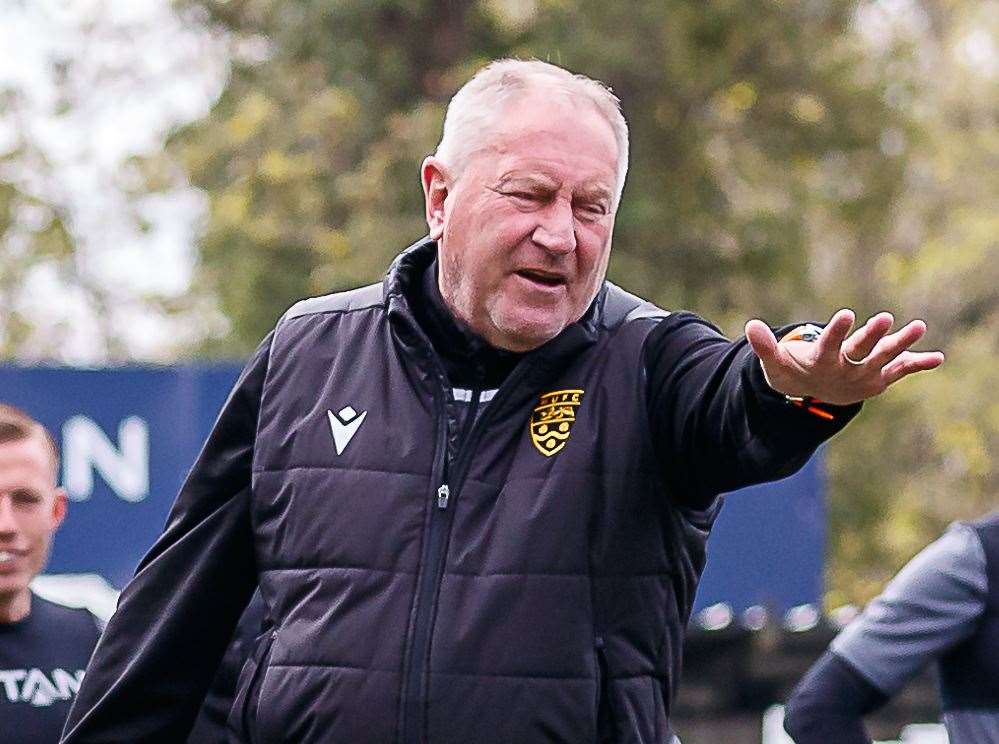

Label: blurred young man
[0,404,101,743]
[64,59,942,743]
[785,510,999,743]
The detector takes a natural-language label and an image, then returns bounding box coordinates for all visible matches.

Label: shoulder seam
[598,283,670,332]
[283,302,385,321]
[280,282,385,323]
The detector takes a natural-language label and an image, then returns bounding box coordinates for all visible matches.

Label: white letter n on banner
[62,416,149,503]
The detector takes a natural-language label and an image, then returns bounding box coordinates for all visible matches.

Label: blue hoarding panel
[696,455,825,613]
[0,365,239,589]
[1,365,824,611]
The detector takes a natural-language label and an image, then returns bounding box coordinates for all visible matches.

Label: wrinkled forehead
[473,94,619,184]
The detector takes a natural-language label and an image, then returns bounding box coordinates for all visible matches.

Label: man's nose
[0,497,16,536]
[531,200,576,254]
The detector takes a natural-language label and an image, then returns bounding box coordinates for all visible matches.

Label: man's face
[424,94,620,351]
[0,437,65,609]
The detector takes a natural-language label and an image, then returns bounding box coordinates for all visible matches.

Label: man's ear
[421,156,450,241]
[50,487,67,531]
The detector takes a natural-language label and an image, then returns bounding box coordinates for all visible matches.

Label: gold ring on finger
[842,352,866,366]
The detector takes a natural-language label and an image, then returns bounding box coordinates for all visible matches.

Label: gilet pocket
[595,636,616,743]
[227,629,277,743]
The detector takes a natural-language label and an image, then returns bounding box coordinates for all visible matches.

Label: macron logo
[327,406,367,455]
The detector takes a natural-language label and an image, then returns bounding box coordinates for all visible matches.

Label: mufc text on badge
[529,389,584,457]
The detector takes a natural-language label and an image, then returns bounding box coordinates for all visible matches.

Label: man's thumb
[745,319,778,362]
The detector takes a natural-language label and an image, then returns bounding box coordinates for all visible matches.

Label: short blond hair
[434,59,630,205]
[0,403,59,477]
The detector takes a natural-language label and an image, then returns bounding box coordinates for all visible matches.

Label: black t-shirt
[0,594,101,744]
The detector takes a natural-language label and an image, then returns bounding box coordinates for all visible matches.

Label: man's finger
[867,319,928,369]
[841,312,894,363]
[745,319,780,363]
[746,319,795,392]
[881,350,946,387]
[814,308,856,363]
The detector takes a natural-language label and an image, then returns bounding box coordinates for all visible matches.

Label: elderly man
[0,404,102,743]
[62,60,942,743]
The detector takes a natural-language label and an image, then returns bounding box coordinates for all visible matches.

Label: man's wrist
[771,323,838,421]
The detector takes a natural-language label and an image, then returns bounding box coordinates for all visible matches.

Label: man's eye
[576,202,607,219]
[507,191,538,201]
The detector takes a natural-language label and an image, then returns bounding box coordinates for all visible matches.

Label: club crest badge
[529,389,584,457]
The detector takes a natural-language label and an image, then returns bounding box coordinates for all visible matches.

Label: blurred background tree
[0,120,86,357]
[0,1,226,361]
[160,0,916,353]
[820,0,999,604]
[0,60,124,360]
[3,0,997,605]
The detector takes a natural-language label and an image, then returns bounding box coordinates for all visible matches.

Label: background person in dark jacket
[62,59,943,744]
[0,404,101,744]
[784,511,999,743]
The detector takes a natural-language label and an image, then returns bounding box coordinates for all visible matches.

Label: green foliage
[147,0,996,603]
[167,0,915,348]
[155,0,505,351]
[0,129,83,357]
[822,0,999,604]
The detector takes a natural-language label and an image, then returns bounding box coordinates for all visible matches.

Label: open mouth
[515,269,566,288]
[0,550,22,563]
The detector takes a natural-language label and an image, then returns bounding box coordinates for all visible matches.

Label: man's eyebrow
[575,184,613,203]
[495,172,560,190]
[9,487,44,499]
[495,173,613,201]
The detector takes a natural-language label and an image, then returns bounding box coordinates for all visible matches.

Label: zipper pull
[437,484,450,510]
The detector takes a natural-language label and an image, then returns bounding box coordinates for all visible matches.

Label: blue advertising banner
[1,365,825,613]
[698,457,825,615]
[0,365,237,589]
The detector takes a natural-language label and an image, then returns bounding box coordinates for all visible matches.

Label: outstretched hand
[745,309,945,406]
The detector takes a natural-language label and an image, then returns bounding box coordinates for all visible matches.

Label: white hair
[434,58,630,206]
